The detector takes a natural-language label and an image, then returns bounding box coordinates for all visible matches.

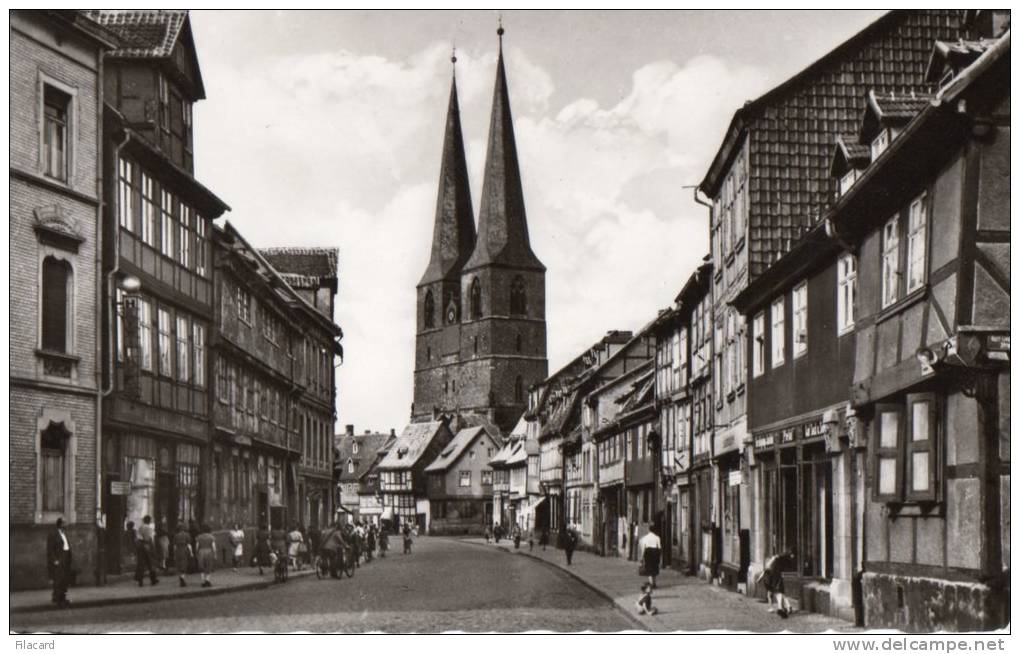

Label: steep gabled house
[334,425,393,525]
[425,426,502,534]
[377,419,454,532]
[698,9,963,593]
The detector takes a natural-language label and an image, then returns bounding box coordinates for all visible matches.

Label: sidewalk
[463,538,860,633]
[11,564,315,614]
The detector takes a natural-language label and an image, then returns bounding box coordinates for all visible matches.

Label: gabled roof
[259,248,339,279]
[425,426,492,473]
[698,10,963,278]
[336,432,392,483]
[378,421,447,470]
[617,370,656,419]
[926,38,997,82]
[830,134,871,177]
[92,10,206,99]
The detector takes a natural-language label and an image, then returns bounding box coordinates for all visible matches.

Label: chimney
[390,428,396,437]
[364,430,370,435]
[345,424,354,436]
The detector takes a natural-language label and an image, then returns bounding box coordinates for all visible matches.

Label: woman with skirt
[195,524,217,588]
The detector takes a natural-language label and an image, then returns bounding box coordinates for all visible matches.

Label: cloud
[193,39,765,432]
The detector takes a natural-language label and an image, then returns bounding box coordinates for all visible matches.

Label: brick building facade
[10,10,115,590]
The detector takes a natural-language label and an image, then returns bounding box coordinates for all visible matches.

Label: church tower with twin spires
[413,28,548,435]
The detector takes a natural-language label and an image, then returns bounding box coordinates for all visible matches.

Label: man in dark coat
[564,527,578,566]
[46,518,72,606]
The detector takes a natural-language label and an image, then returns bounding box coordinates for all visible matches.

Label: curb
[12,570,315,615]
[456,539,647,631]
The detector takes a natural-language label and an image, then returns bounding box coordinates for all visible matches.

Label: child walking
[636,582,658,615]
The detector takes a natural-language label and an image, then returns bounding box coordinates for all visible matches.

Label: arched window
[423,290,435,329]
[514,376,524,402]
[473,336,478,355]
[510,276,527,316]
[470,278,482,320]
[515,333,523,353]
[40,421,70,513]
[347,458,354,474]
[41,256,72,353]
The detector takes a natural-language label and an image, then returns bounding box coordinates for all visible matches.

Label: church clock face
[446,302,458,324]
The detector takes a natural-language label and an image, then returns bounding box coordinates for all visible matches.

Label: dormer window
[871,129,890,160]
[839,169,858,197]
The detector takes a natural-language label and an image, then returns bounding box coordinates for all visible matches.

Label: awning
[523,495,547,516]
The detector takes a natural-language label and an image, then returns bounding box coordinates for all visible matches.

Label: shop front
[752,409,856,617]
[689,453,716,580]
[714,422,747,590]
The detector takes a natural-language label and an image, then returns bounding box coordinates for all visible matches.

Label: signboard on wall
[110,481,131,495]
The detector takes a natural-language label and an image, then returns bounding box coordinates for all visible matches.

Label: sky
[188,9,886,435]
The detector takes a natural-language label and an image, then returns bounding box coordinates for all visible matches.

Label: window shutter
[872,403,905,502]
[905,392,939,502]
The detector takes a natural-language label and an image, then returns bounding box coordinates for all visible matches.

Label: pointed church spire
[419,63,476,286]
[464,24,545,273]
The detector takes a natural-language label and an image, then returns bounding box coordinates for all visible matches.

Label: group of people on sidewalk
[314,519,416,578]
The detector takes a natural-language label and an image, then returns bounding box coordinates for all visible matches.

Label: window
[347,458,354,474]
[159,189,175,258]
[752,311,765,377]
[792,282,808,358]
[237,287,252,324]
[138,299,153,371]
[118,158,135,231]
[906,193,928,293]
[175,315,190,382]
[881,216,900,309]
[837,254,857,334]
[871,129,889,160]
[41,256,72,353]
[43,86,70,180]
[873,394,939,503]
[41,423,69,513]
[157,308,172,376]
[352,440,359,455]
[469,278,482,320]
[140,173,157,248]
[459,471,471,487]
[158,75,170,136]
[839,169,857,197]
[195,215,208,277]
[514,376,524,402]
[193,323,205,388]
[177,203,192,268]
[482,470,492,485]
[770,297,785,368]
[423,290,435,329]
[906,394,937,501]
[510,276,527,315]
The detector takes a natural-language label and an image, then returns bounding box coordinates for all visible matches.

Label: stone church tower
[413,31,548,435]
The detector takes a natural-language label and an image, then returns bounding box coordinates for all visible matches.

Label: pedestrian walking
[196,524,217,587]
[540,529,549,551]
[228,523,245,572]
[564,526,578,565]
[287,524,304,570]
[493,522,503,543]
[188,519,200,573]
[46,517,73,607]
[366,524,377,563]
[173,522,192,587]
[135,515,159,586]
[254,524,271,575]
[379,528,389,558]
[402,523,413,554]
[513,526,521,549]
[156,517,171,571]
[638,526,662,589]
[484,524,492,544]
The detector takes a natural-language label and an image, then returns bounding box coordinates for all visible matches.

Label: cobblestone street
[11,538,635,633]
